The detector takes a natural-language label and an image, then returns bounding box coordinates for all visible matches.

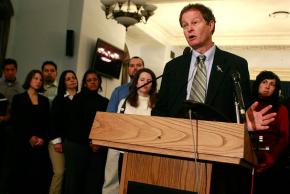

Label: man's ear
[209,20,215,34]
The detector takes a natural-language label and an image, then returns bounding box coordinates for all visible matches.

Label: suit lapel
[178,52,192,101]
[183,52,192,83]
[205,48,230,104]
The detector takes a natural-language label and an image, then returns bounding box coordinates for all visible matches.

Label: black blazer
[0,93,8,116]
[50,94,75,141]
[152,47,251,122]
[11,92,50,145]
[67,90,109,144]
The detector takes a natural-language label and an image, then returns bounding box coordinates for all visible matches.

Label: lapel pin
[217,65,223,72]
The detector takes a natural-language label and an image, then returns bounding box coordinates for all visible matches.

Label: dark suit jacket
[50,94,75,141]
[11,91,50,145]
[0,93,8,116]
[10,92,52,194]
[152,46,251,122]
[67,89,109,144]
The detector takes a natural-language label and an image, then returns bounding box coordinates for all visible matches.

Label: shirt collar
[44,80,58,88]
[192,45,216,63]
[64,91,70,98]
[64,91,76,100]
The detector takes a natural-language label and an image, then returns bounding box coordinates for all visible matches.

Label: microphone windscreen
[183,46,191,56]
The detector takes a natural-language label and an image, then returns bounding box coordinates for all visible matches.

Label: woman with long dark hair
[64,70,108,194]
[49,70,78,194]
[103,68,157,194]
[250,71,289,194]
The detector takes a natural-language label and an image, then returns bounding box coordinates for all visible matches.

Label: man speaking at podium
[152,3,251,122]
[152,3,251,194]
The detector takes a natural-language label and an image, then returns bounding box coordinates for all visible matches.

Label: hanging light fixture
[269,11,289,19]
[100,0,157,30]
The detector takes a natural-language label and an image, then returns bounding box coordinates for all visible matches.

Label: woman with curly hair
[250,70,289,194]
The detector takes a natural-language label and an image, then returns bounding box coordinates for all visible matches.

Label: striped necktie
[189,55,207,103]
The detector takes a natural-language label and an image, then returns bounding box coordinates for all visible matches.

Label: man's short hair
[179,3,216,33]
[2,58,17,70]
[129,56,145,67]
[41,61,57,71]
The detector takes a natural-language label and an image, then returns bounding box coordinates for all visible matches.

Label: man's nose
[187,24,194,32]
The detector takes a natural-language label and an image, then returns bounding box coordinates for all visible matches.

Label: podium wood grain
[119,152,212,194]
[89,112,257,166]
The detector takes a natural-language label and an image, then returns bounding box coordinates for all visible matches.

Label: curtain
[0,0,14,76]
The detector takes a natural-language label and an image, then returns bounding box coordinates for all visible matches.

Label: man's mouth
[188,35,196,40]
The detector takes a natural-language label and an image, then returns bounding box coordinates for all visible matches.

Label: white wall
[7,0,71,83]
[125,28,186,90]
[76,0,126,98]
[6,0,127,98]
[221,46,290,81]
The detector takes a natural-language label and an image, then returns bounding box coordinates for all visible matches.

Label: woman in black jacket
[64,70,109,194]
[49,70,78,194]
[10,70,52,194]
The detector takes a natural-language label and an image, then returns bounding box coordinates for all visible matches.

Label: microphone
[183,46,191,56]
[136,74,163,90]
[232,72,246,121]
[120,74,163,114]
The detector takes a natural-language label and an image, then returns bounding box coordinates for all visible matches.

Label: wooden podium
[89,112,257,194]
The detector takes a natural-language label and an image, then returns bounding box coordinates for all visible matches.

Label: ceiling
[127,0,290,47]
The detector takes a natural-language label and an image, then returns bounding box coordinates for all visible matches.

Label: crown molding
[250,67,290,81]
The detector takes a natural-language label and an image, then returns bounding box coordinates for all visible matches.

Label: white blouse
[117,95,151,116]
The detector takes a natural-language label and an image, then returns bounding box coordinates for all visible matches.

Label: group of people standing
[0,2,289,194]
[0,56,158,194]
[0,60,109,194]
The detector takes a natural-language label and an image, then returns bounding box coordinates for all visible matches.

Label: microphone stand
[136,74,163,90]
[232,72,256,194]
[232,72,246,123]
[234,97,241,124]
